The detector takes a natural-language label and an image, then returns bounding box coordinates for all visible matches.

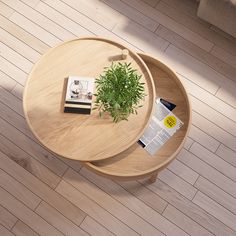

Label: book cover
[138,98,183,156]
[64,76,94,114]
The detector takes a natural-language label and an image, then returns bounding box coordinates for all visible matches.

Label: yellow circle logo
[164,115,177,128]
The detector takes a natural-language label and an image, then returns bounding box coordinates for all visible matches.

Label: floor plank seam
[0,132,65,183]
[36,0,96,37]
[0,161,88,231]
[0,14,47,54]
[180,147,236,196]
[0,185,67,235]
[61,174,147,236]
[138,180,220,235]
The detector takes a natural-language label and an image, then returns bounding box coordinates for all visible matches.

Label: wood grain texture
[12,221,39,236]
[163,204,214,236]
[0,150,86,226]
[0,186,64,236]
[64,168,165,236]
[24,37,155,161]
[1,0,236,234]
[0,225,15,236]
[85,53,191,179]
[80,216,114,236]
[35,201,89,236]
[56,180,140,236]
[0,205,18,230]
[79,167,188,236]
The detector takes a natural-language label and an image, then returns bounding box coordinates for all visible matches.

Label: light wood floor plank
[178,73,236,122]
[0,117,68,177]
[194,176,236,215]
[37,0,118,38]
[0,56,27,86]
[190,95,236,136]
[0,150,86,226]
[0,101,35,140]
[0,224,15,236]
[210,25,236,44]
[163,204,214,236]
[140,179,236,236]
[0,91,83,176]
[161,0,208,25]
[0,134,60,189]
[163,50,218,94]
[156,1,210,29]
[80,216,114,236]
[0,169,41,210]
[184,137,194,150]
[80,168,187,236]
[178,149,236,198]
[158,168,197,200]
[117,180,168,214]
[156,0,236,56]
[102,0,159,31]
[192,111,236,152]
[11,83,24,100]
[139,0,160,7]
[193,191,236,232]
[56,180,140,236]
[0,0,236,234]
[0,70,17,92]
[34,0,139,50]
[0,87,24,116]
[19,0,40,8]
[59,0,123,31]
[0,14,48,55]
[3,0,76,41]
[216,85,236,109]
[0,42,33,73]
[188,125,220,153]
[0,186,64,236]
[211,45,236,68]
[190,142,236,182]
[165,45,236,94]
[112,19,169,54]
[64,168,165,236]
[0,2,14,18]
[0,24,41,62]
[120,0,213,51]
[156,25,236,81]
[9,12,61,47]
[167,159,199,185]
[35,201,89,236]
[216,144,236,168]
[12,220,39,236]
[0,205,18,230]
[35,1,93,37]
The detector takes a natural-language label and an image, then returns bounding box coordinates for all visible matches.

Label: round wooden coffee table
[84,53,191,182]
[23,38,155,161]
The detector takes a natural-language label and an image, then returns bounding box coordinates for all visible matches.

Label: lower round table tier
[84,53,191,180]
[23,38,155,161]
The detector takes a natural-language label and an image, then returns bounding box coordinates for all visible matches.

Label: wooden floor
[0,0,236,235]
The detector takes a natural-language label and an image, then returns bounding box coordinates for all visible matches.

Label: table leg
[149,172,158,183]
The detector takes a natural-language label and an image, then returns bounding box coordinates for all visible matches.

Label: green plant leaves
[94,62,146,122]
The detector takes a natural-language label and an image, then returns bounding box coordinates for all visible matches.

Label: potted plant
[94,62,146,122]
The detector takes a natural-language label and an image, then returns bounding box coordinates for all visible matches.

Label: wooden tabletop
[84,53,191,180]
[23,37,155,161]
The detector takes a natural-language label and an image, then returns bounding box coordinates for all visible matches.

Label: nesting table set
[23,37,191,182]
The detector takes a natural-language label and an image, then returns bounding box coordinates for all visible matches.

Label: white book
[64,76,94,114]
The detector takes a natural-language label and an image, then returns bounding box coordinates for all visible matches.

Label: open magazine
[138,98,183,156]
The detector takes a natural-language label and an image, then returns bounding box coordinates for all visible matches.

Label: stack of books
[64,76,94,114]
